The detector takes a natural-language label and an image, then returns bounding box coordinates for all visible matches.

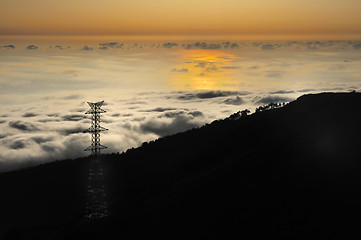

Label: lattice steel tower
[84,101,108,219]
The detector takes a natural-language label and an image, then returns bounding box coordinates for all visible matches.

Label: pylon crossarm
[84,126,108,133]
[85,109,106,114]
[84,145,108,151]
[87,101,104,107]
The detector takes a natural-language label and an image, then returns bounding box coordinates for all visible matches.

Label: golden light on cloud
[170,50,240,91]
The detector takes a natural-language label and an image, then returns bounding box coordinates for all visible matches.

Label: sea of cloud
[1,39,361,172]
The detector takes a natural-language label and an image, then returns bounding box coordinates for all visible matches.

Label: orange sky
[1,0,361,38]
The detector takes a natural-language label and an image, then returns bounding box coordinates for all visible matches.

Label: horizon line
[1,33,361,41]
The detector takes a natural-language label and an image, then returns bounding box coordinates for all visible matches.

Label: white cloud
[81,46,93,51]
[223,96,244,105]
[2,44,15,49]
[353,43,361,49]
[261,44,275,50]
[26,45,38,50]
[254,95,294,104]
[138,111,206,137]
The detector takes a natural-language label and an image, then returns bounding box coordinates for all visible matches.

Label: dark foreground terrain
[1,92,361,239]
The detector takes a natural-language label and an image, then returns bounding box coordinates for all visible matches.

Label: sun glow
[170,50,240,91]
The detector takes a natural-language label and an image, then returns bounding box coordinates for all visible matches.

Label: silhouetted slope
[1,92,361,240]
[0,158,89,238]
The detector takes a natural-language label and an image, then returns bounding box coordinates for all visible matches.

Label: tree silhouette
[241,109,250,117]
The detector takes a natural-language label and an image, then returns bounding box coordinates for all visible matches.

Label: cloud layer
[1,39,361,173]
[1,86,359,173]
[0,89,294,172]
[2,40,361,52]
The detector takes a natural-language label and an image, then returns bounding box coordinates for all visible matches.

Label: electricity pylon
[84,101,108,219]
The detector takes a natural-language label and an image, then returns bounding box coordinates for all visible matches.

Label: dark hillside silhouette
[1,92,361,239]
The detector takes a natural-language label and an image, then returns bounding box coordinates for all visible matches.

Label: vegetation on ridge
[1,92,361,240]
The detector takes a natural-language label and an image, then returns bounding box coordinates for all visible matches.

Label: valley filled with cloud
[1,38,360,172]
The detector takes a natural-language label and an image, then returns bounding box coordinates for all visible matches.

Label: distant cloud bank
[1,40,361,52]
[26,45,38,50]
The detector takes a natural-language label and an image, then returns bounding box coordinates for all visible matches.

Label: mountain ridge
[1,92,361,239]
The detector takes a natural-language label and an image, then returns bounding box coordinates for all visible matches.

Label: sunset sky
[1,0,361,38]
